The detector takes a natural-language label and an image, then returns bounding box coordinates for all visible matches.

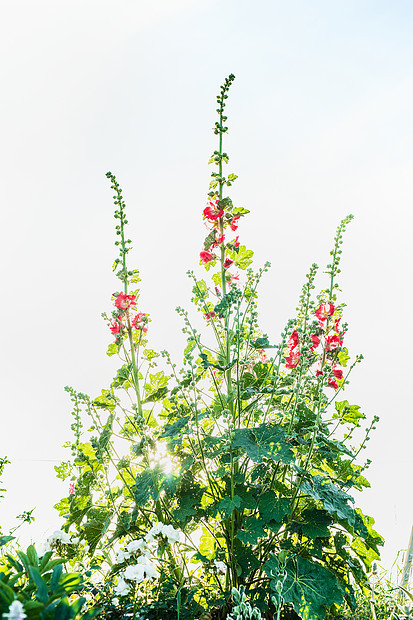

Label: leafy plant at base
[54,75,382,620]
[0,544,99,620]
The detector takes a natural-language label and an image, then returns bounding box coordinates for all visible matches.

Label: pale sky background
[1,0,413,573]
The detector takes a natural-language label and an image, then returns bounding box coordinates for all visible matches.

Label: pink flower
[223,258,234,269]
[110,315,123,335]
[210,232,225,250]
[230,216,240,231]
[286,349,301,369]
[310,334,320,350]
[332,367,343,380]
[288,330,299,349]
[200,250,215,264]
[132,313,148,333]
[203,200,224,221]
[228,272,240,286]
[327,378,339,389]
[204,311,216,320]
[326,334,341,351]
[69,482,75,496]
[315,302,335,324]
[259,349,268,363]
[115,293,137,310]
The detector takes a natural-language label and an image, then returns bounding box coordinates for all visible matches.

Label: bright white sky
[1,0,413,572]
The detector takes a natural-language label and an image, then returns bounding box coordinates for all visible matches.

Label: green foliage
[0,544,98,620]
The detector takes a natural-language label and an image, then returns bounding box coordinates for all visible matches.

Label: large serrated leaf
[236,517,266,545]
[258,491,291,524]
[264,554,343,620]
[233,424,294,464]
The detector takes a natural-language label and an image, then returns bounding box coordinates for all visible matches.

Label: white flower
[123,564,146,584]
[116,548,131,563]
[3,601,27,620]
[214,560,227,573]
[126,538,147,554]
[136,556,160,579]
[114,576,131,596]
[46,529,72,549]
[71,537,80,545]
[161,524,181,543]
[146,522,164,542]
[112,598,119,607]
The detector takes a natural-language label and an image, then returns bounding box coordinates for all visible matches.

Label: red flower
[286,349,301,369]
[288,330,299,349]
[334,317,341,333]
[69,482,75,496]
[210,232,225,250]
[132,312,148,333]
[200,250,215,264]
[110,315,123,335]
[234,235,240,248]
[228,272,240,285]
[230,216,240,231]
[310,334,320,350]
[203,200,224,221]
[326,334,341,351]
[316,369,324,377]
[332,367,343,380]
[315,302,335,323]
[204,311,216,320]
[115,293,137,310]
[223,258,234,269]
[259,349,268,363]
[327,378,339,389]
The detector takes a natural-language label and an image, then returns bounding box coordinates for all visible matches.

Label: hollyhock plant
[55,74,382,620]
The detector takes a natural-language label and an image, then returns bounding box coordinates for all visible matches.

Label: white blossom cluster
[45,529,79,551]
[2,600,26,620]
[114,522,182,598]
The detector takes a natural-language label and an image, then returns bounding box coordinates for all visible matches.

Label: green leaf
[264,554,343,620]
[83,508,112,554]
[93,391,116,411]
[50,564,63,593]
[232,425,294,464]
[289,508,333,539]
[233,540,260,579]
[234,245,254,270]
[26,545,39,567]
[300,475,358,529]
[0,536,14,546]
[143,386,168,403]
[236,517,266,545]
[28,566,49,604]
[334,400,365,427]
[106,343,119,357]
[337,348,350,367]
[258,491,291,524]
[134,470,160,506]
[218,495,242,516]
[250,336,277,349]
